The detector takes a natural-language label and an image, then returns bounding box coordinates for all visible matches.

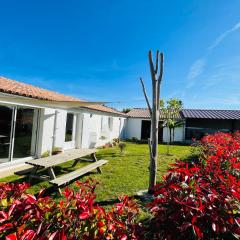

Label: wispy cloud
[187,58,206,80]
[186,21,240,89]
[209,21,240,51]
[186,58,206,88]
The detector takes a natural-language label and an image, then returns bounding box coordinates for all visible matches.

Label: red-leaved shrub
[147,132,240,239]
[0,179,142,240]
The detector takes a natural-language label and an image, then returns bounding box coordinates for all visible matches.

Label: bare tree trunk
[140,50,164,193]
[149,69,159,192]
[166,126,170,155]
[169,128,172,144]
[173,127,175,143]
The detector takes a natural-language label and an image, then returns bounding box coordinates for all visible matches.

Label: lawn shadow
[95,193,140,207]
[12,165,102,198]
[97,152,122,158]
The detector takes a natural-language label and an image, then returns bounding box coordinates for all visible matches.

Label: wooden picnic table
[25,148,108,194]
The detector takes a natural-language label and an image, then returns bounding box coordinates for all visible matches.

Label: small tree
[122,108,131,113]
[140,50,164,193]
[160,98,183,154]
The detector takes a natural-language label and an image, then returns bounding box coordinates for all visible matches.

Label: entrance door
[141,120,163,142]
[64,113,76,150]
[141,120,151,140]
[158,122,163,142]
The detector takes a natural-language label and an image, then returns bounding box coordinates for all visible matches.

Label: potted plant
[52,146,63,155]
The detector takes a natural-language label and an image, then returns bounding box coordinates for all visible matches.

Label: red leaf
[25,194,36,204]
[49,231,58,240]
[60,229,67,240]
[0,223,13,231]
[6,233,16,240]
[120,235,127,240]
[8,204,16,217]
[20,230,36,240]
[0,210,8,223]
[79,211,90,220]
[193,225,203,239]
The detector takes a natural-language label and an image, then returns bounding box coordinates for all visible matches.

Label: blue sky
[0,0,240,110]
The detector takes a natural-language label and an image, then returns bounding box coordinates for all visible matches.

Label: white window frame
[0,103,39,163]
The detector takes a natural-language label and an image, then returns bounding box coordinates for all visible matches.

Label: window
[108,117,113,131]
[65,113,74,142]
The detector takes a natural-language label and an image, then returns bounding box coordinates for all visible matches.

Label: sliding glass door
[13,108,36,160]
[0,106,13,163]
[0,104,39,164]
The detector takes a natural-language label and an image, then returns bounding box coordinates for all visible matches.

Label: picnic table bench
[25,148,108,194]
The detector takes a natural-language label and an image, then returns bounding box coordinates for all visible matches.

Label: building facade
[125,108,185,142]
[0,77,126,172]
[125,108,240,143]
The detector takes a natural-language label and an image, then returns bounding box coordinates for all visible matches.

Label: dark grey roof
[127,108,240,120]
[181,109,240,120]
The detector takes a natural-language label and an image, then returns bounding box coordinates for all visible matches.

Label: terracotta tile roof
[126,108,181,119]
[0,76,124,116]
[181,109,240,120]
[126,108,151,118]
[0,76,79,101]
[82,105,126,116]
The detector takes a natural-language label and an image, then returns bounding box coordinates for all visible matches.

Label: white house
[0,77,126,172]
[125,108,185,142]
[125,108,240,143]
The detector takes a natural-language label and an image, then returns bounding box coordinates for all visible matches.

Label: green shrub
[131,137,138,142]
[41,150,50,158]
[119,142,126,154]
[113,138,120,143]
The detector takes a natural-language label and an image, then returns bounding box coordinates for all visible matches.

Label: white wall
[80,110,126,148]
[125,118,185,142]
[37,108,55,156]
[163,125,185,142]
[125,118,143,140]
[37,108,126,153]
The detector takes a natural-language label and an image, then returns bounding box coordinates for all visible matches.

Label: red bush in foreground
[148,132,240,239]
[0,180,142,240]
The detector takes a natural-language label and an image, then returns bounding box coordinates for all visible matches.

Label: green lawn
[0,142,191,203]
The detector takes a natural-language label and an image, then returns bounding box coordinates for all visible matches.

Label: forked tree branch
[157,53,164,109]
[140,77,152,116]
[158,53,164,83]
[155,50,159,74]
[148,51,156,83]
